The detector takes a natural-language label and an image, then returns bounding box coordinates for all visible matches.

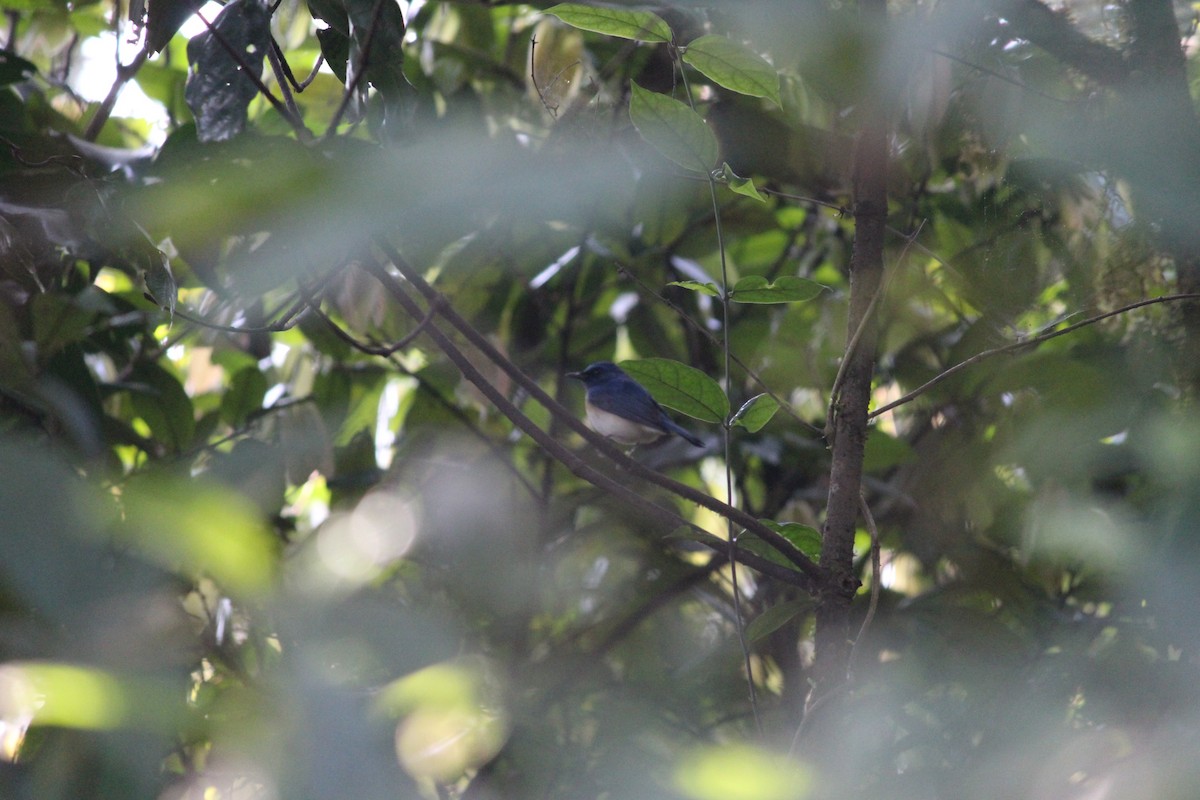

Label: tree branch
[369,236,825,584]
[988,0,1129,87]
[361,251,816,590]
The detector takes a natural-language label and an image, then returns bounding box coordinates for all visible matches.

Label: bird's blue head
[566,361,625,387]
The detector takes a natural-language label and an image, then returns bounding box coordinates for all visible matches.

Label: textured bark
[808,0,889,706]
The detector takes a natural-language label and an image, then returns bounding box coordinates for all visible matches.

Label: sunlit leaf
[675,744,811,800]
[682,34,781,105]
[629,83,719,173]
[759,520,822,560]
[718,162,767,202]
[0,662,181,731]
[120,476,278,597]
[620,357,728,423]
[668,280,721,296]
[731,393,779,431]
[730,275,825,304]
[545,3,671,42]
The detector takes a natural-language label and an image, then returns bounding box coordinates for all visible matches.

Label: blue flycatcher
[567,362,704,448]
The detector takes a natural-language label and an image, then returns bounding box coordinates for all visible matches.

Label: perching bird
[567,361,704,448]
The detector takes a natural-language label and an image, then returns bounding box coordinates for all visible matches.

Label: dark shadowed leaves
[185,0,271,142]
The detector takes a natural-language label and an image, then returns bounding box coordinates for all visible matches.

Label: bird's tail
[666,420,704,448]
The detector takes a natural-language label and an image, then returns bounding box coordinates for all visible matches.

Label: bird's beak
[566,371,582,381]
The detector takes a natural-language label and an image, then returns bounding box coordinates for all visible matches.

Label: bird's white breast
[585,403,663,445]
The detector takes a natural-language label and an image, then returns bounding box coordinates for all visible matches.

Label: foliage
[3,1,1200,799]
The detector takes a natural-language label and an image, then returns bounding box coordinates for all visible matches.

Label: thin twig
[83,47,150,141]
[677,43,762,733]
[305,293,441,356]
[529,35,557,117]
[869,292,1200,418]
[172,291,311,334]
[931,47,1076,105]
[266,39,304,124]
[847,492,881,682]
[325,0,390,136]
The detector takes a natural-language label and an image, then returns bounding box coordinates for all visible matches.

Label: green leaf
[730,275,825,304]
[731,393,779,432]
[682,34,780,105]
[746,599,811,643]
[545,3,671,43]
[629,83,719,173]
[620,357,728,423]
[718,162,766,202]
[128,363,196,452]
[759,520,822,560]
[668,280,721,297]
[220,367,269,427]
[142,251,177,324]
[734,532,798,570]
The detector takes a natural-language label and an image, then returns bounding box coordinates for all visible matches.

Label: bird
[566,361,704,448]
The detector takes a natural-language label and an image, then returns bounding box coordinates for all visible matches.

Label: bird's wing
[587,380,670,431]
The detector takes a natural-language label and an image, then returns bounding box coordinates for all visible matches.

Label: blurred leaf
[621,357,728,423]
[629,83,719,173]
[0,51,37,85]
[862,429,916,472]
[545,3,671,43]
[675,744,811,800]
[32,291,108,358]
[682,35,780,105]
[731,393,779,431]
[730,275,825,303]
[2,662,183,731]
[120,474,278,597]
